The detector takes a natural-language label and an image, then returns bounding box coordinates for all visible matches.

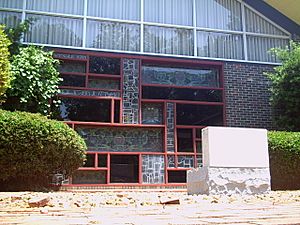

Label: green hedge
[268,131,300,190]
[0,109,86,189]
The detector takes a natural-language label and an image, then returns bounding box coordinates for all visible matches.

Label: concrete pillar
[187,127,271,195]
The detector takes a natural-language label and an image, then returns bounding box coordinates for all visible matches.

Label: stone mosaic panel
[142,103,163,124]
[54,52,87,60]
[142,66,220,87]
[178,156,194,168]
[196,155,203,167]
[166,102,175,152]
[142,155,165,184]
[51,172,69,185]
[167,155,175,168]
[60,89,121,97]
[122,59,139,124]
[76,127,163,152]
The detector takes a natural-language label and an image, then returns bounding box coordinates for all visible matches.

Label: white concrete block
[202,127,269,168]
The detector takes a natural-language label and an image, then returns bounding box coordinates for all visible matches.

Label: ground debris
[28,196,50,207]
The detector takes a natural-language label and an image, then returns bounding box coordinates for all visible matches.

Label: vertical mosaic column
[122,59,140,124]
[166,102,175,152]
[142,155,165,184]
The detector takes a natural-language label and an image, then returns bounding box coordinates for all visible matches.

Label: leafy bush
[266,41,300,131]
[0,25,12,102]
[4,46,61,115]
[268,131,300,190]
[0,109,86,189]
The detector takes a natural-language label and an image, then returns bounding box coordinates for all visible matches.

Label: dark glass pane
[59,98,111,122]
[176,104,223,126]
[72,170,107,184]
[178,156,194,168]
[114,100,120,123]
[196,141,202,153]
[142,86,222,102]
[196,128,202,139]
[88,77,120,89]
[75,127,163,152]
[110,155,139,183]
[168,170,186,183]
[98,154,107,167]
[59,61,86,73]
[83,154,95,167]
[60,75,85,87]
[142,103,163,124]
[89,56,120,74]
[142,66,219,87]
[177,129,193,152]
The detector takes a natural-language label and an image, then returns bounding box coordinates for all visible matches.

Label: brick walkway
[1,190,300,225]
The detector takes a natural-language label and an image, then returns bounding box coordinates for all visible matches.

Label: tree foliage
[4,19,32,56]
[267,41,300,131]
[0,25,12,103]
[4,46,61,115]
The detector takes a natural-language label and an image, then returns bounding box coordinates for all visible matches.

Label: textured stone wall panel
[142,155,165,184]
[166,102,175,152]
[122,59,140,124]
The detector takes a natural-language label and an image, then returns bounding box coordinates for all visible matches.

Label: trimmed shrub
[268,131,300,190]
[0,109,86,190]
[0,25,12,102]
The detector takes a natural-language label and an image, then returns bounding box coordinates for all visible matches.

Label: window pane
[88,77,120,90]
[98,154,107,167]
[247,36,289,62]
[26,0,84,15]
[87,20,140,52]
[177,129,193,152]
[0,0,22,9]
[114,100,120,123]
[196,0,242,31]
[142,86,223,102]
[245,7,287,36]
[72,170,107,184]
[89,56,120,74]
[25,14,83,47]
[176,104,223,126]
[197,31,244,59]
[88,0,140,21]
[168,170,186,183]
[58,98,111,122]
[144,0,193,26]
[142,66,220,87]
[0,11,22,29]
[144,26,193,56]
[82,154,95,167]
[142,103,163,124]
[59,61,86,73]
[60,75,86,87]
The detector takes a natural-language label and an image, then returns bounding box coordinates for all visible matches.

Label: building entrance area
[110,155,139,183]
